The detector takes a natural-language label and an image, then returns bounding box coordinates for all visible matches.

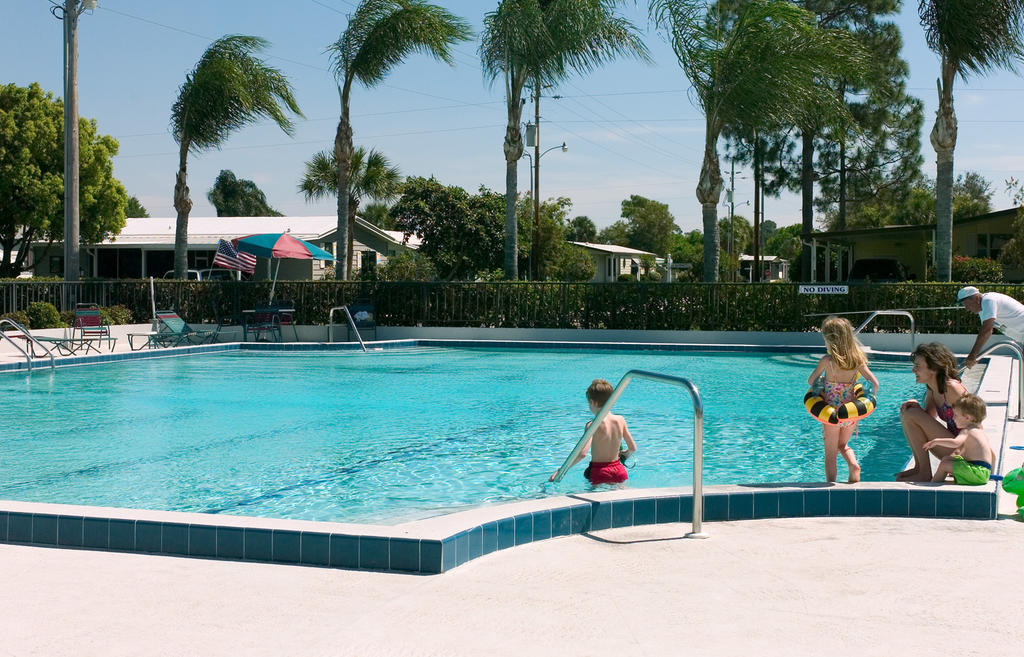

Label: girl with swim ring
[807,316,880,483]
[896,342,968,482]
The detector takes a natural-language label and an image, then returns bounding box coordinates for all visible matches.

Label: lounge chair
[128,310,216,350]
[243,307,283,342]
[35,304,116,355]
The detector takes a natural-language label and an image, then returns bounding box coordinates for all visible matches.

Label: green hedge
[0,280,1005,333]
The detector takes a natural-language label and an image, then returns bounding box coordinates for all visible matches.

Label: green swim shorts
[951,454,992,486]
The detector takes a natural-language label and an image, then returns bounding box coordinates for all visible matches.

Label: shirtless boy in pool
[550,379,638,485]
[924,393,996,485]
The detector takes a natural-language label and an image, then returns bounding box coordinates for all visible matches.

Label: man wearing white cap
[957,286,1024,368]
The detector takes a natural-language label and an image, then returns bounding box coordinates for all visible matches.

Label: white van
[162,269,242,281]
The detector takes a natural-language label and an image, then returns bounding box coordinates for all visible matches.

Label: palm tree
[480,0,649,280]
[299,146,403,265]
[650,0,867,281]
[327,0,471,280]
[171,35,301,278]
[919,0,1024,281]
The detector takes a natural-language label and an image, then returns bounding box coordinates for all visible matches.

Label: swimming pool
[1,346,921,524]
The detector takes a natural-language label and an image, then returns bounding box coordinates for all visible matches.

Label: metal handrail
[0,319,56,371]
[550,369,708,539]
[853,310,916,348]
[968,341,1024,420]
[328,306,366,352]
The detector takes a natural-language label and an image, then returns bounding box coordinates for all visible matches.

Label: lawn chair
[243,307,283,342]
[128,310,216,349]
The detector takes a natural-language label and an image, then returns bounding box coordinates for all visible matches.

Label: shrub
[0,310,30,329]
[101,305,134,325]
[617,274,636,282]
[952,256,1003,282]
[26,302,63,329]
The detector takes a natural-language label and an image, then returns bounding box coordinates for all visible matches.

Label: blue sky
[3,0,1023,233]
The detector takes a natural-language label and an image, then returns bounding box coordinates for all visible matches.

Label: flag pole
[269,259,280,304]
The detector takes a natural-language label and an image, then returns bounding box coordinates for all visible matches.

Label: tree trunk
[503,74,525,280]
[800,130,814,282]
[696,125,723,282]
[753,135,761,283]
[838,139,847,231]
[335,86,354,280]
[349,198,359,276]
[172,140,192,279]
[932,62,957,282]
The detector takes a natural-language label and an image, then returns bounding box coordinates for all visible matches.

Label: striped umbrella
[234,233,336,302]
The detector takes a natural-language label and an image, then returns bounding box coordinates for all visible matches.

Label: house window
[606,257,613,279]
[49,255,63,274]
[361,250,377,272]
[977,234,1011,260]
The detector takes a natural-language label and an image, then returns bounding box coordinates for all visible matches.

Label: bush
[1,310,30,329]
[26,302,63,329]
[617,274,636,282]
[952,256,1003,282]
[101,305,134,325]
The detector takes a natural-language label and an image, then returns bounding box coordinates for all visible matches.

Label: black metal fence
[0,280,1006,333]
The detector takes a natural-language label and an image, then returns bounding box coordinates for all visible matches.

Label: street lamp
[525,134,567,280]
[51,0,96,282]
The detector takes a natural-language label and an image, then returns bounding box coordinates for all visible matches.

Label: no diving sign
[799,284,849,294]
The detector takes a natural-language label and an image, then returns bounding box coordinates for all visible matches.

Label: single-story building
[806,207,1021,282]
[30,216,420,280]
[739,254,790,282]
[570,242,660,282]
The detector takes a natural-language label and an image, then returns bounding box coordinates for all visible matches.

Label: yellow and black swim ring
[804,380,876,425]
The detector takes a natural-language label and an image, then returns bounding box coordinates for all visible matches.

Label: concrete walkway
[2,516,1021,656]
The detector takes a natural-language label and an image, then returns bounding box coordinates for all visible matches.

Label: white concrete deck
[1,516,1021,656]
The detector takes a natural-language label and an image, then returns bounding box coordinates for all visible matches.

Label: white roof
[103,216,338,247]
[571,242,657,257]
[739,254,787,262]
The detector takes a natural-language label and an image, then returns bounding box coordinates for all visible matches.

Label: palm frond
[919,0,1024,77]
[171,35,302,151]
[329,0,472,87]
[299,146,402,203]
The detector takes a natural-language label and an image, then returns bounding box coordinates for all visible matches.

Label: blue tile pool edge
[2,337,919,374]
[0,484,997,575]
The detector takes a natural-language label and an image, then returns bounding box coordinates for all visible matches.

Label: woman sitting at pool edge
[897,342,968,482]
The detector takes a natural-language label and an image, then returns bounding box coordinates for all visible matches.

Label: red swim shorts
[586,460,628,485]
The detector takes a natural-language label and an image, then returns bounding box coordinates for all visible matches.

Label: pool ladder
[853,310,916,348]
[968,341,1024,421]
[0,318,55,371]
[328,306,366,352]
[550,369,708,539]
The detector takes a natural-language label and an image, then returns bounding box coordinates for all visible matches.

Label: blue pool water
[0,347,921,525]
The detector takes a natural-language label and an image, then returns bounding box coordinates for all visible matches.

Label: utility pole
[54,0,96,282]
[729,159,735,282]
[532,83,541,281]
[752,133,761,283]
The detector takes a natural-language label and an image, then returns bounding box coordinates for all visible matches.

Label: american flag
[212,239,257,274]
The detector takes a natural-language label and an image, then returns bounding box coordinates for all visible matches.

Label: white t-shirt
[980,292,1024,340]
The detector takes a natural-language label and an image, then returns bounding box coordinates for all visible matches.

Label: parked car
[162,269,243,281]
[847,258,907,283]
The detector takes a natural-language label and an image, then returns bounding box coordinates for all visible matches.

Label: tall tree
[390,177,505,280]
[650,0,867,281]
[0,83,127,278]
[620,194,680,255]
[171,35,301,278]
[207,170,282,217]
[480,0,649,280]
[125,196,149,218]
[567,215,597,242]
[328,0,470,280]
[920,0,1024,281]
[298,146,402,261]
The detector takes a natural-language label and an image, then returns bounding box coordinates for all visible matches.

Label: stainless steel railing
[550,369,708,539]
[853,310,916,348]
[328,306,366,352]
[969,341,1024,421]
[0,319,55,371]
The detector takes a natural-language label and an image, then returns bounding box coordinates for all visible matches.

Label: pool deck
[2,515,1022,656]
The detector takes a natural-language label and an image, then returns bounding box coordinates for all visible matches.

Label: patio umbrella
[234,233,336,302]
